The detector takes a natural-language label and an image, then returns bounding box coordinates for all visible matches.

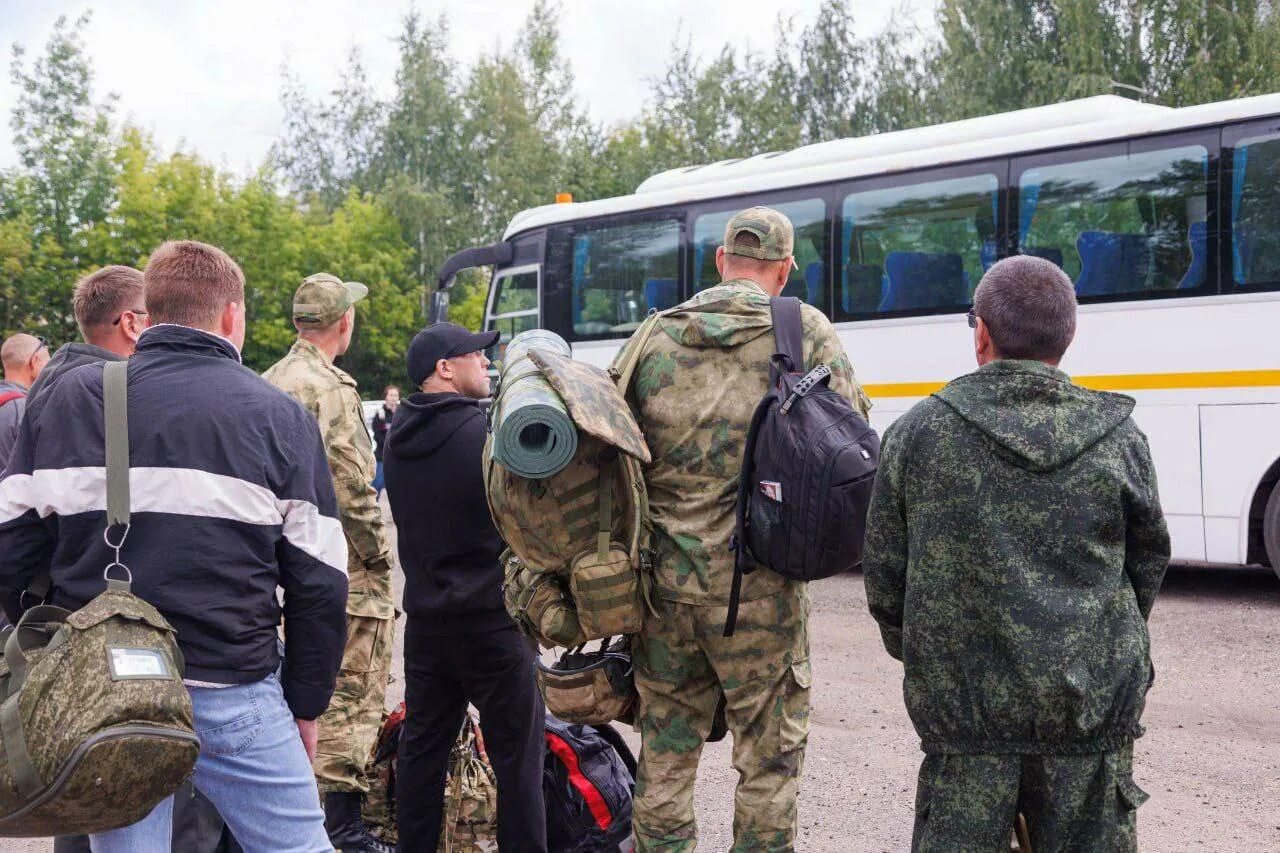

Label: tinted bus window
[691,199,827,307]
[1019,145,1209,297]
[571,218,680,338]
[840,174,998,316]
[1231,133,1280,288]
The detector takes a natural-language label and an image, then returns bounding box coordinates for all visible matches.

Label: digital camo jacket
[612,278,871,606]
[864,358,1171,755]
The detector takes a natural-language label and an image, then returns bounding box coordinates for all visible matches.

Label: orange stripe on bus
[863,369,1280,398]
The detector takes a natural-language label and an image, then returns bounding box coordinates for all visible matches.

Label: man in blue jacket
[0,240,347,852]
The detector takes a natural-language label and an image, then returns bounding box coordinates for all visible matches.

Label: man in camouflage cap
[612,206,870,851]
[264,272,396,853]
[863,255,1169,852]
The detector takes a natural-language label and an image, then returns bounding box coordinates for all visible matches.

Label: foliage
[5,1,1280,392]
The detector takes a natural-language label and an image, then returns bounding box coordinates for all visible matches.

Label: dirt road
[13,558,1278,851]
[717,565,1280,851]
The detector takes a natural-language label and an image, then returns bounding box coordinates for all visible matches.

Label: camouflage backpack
[486,326,661,647]
[0,361,198,837]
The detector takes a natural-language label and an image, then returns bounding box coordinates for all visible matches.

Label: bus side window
[1018,144,1209,297]
[691,199,829,309]
[838,173,999,318]
[570,218,680,339]
[1231,134,1280,288]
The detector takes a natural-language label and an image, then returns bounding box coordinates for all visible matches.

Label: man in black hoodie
[385,322,547,852]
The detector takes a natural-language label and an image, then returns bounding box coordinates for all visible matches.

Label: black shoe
[323,791,396,853]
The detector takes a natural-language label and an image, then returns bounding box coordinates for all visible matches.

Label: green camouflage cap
[723,206,795,262]
[293,272,369,328]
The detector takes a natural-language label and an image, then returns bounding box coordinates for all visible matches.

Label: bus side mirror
[427,289,450,324]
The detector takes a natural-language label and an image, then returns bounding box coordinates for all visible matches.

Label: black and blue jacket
[0,324,349,720]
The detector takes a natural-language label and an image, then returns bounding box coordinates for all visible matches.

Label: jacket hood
[933,359,1135,473]
[659,279,776,349]
[387,392,483,459]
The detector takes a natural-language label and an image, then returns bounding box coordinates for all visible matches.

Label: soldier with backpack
[611,207,870,851]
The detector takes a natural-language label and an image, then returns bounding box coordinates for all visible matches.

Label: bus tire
[1264,482,1280,581]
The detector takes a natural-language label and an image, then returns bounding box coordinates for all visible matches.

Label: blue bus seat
[1022,246,1064,268]
[1178,221,1208,290]
[980,239,998,271]
[879,252,967,312]
[643,278,679,311]
[1075,232,1151,297]
[804,262,823,306]
[842,264,884,314]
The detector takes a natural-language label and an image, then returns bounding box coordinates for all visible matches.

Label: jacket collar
[57,341,124,362]
[137,324,242,363]
[289,337,356,386]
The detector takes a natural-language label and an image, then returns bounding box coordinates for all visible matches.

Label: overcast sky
[0,0,937,173]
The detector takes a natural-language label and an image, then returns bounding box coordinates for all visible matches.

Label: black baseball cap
[407,323,500,386]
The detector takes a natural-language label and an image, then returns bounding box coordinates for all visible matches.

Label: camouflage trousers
[314,613,396,794]
[632,588,810,853]
[912,745,1148,853]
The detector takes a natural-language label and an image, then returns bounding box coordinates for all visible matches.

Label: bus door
[484,264,542,364]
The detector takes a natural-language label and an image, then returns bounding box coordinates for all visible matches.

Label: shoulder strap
[724,391,775,638]
[27,363,132,606]
[769,296,804,376]
[612,309,671,399]
[0,391,25,408]
[103,361,130,528]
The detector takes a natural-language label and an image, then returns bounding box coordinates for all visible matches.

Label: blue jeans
[90,672,330,853]
[372,459,385,496]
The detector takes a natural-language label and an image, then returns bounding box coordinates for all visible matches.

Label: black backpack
[726,296,880,636]
[543,714,635,853]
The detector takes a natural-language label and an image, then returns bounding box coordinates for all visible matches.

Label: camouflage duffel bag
[536,637,637,726]
[0,584,198,837]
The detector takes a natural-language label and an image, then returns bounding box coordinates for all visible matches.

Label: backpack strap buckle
[779,364,832,415]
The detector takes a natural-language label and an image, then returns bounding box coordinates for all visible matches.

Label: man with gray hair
[0,332,50,468]
[864,255,1170,851]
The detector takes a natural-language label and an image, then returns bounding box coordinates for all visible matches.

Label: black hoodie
[384,391,509,634]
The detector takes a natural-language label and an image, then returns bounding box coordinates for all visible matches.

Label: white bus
[437,93,1280,577]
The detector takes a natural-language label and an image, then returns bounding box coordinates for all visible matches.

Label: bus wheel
[1265,482,1280,581]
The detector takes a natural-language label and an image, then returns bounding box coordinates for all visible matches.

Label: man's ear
[715,246,727,277]
[220,301,238,337]
[123,312,145,342]
[435,357,452,379]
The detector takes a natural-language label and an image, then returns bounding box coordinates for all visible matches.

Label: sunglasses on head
[966,307,978,329]
[26,334,50,353]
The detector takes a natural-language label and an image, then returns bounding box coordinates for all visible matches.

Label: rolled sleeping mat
[491,329,579,478]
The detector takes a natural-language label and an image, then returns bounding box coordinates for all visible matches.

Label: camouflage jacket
[264,338,393,618]
[863,359,1170,755]
[612,278,870,606]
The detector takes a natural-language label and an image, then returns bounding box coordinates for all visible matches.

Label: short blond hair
[72,265,144,336]
[144,241,245,329]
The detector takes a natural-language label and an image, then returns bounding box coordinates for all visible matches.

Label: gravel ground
[12,501,1280,853]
